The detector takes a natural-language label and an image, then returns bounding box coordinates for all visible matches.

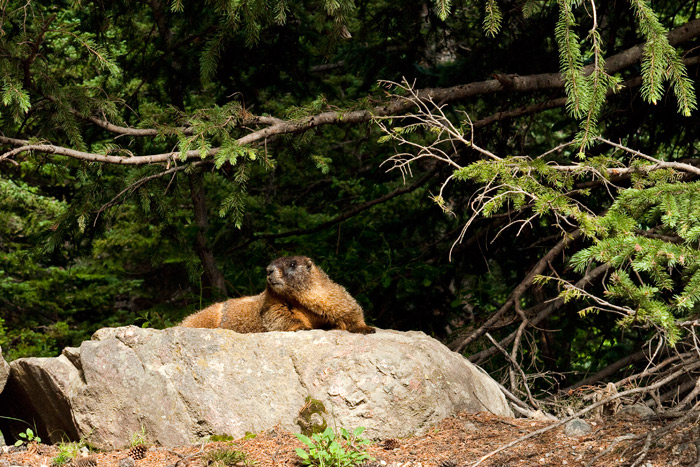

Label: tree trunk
[188,171,228,298]
[148,0,225,298]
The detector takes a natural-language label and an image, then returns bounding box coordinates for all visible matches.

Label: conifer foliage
[1,2,700,456]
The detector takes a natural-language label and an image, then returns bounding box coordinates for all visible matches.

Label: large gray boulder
[0,347,8,394]
[0,326,511,449]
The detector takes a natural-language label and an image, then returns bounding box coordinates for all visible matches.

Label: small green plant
[295,426,373,467]
[130,425,148,447]
[51,440,86,466]
[203,446,254,466]
[14,427,41,446]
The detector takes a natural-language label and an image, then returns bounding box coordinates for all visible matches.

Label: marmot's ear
[305,258,313,270]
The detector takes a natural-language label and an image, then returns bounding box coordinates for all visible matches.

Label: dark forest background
[2,0,700,408]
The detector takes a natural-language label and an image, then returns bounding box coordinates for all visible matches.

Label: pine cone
[127,444,148,460]
[381,438,400,450]
[439,460,457,467]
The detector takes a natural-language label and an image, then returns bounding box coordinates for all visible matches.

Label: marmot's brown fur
[179,255,375,334]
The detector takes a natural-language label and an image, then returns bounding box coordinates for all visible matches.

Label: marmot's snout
[266,264,284,287]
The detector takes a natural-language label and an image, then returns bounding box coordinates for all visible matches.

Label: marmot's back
[179,293,266,332]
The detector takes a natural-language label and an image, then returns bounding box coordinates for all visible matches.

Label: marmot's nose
[266,266,275,276]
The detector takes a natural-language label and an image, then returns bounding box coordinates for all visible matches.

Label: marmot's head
[266,256,315,294]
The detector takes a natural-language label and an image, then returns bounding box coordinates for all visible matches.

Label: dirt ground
[0,411,696,467]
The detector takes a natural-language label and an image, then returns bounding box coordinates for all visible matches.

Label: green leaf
[295,447,310,460]
[295,433,315,449]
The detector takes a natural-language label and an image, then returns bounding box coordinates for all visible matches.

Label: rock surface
[564,418,592,437]
[0,326,511,449]
[0,347,8,394]
[616,403,655,419]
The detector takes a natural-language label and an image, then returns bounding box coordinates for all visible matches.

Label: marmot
[179,255,375,334]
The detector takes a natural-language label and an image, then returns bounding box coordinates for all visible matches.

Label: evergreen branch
[56,18,700,143]
[666,50,699,116]
[5,125,700,182]
[629,0,670,104]
[575,2,622,153]
[545,276,637,317]
[22,13,56,88]
[1,20,698,166]
[0,136,213,165]
[628,0,697,114]
[483,0,503,37]
[200,28,230,84]
[433,0,452,20]
[555,0,588,119]
[93,161,209,224]
[597,137,700,176]
[61,30,121,76]
[80,112,284,137]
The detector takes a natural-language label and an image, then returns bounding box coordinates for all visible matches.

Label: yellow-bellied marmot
[179,255,375,334]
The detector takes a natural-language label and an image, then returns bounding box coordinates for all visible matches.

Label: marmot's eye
[290,260,297,268]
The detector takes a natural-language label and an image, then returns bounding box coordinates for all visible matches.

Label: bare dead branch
[485,332,539,409]
[584,434,638,467]
[469,263,611,364]
[451,229,582,353]
[228,167,440,250]
[598,137,700,176]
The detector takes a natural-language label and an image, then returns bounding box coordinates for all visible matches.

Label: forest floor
[0,411,695,467]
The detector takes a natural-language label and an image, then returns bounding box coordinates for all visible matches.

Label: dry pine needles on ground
[1,411,696,467]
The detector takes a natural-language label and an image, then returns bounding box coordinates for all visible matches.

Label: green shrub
[295,426,373,467]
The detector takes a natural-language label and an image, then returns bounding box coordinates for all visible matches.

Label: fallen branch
[584,434,638,467]
[470,362,697,466]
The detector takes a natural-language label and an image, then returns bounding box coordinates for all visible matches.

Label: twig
[485,332,539,409]
[629,432,653,467]
[584,434,638,467]
[164,442,206,467]
[92,161,208,225]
